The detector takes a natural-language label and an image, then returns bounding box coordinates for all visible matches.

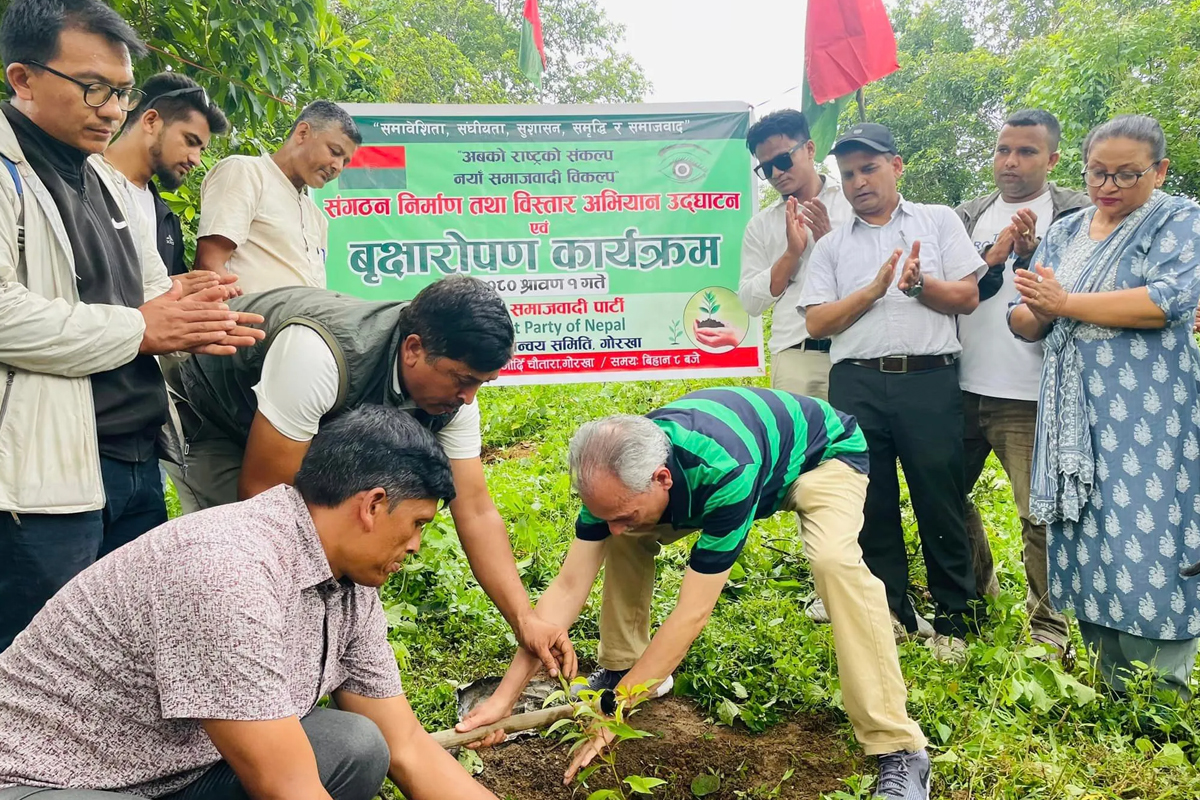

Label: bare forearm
[456,509,532,629]
[1008,304,1052,341]
[805,287,880,339]
[768,252,801,298]
[1061,287,1167,329]
[917,276,979,315]
[389,734,498,800]
[617,610,707,700]
[493,568,596,700]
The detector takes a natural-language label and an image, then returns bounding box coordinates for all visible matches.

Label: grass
[165,358,1200,798]
[384,371,1200,800]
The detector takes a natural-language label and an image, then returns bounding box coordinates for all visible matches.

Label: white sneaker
[925,634,967,664]
[890,613,936,642]
[805,597,831,623]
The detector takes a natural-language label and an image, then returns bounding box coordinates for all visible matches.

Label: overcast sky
[596,0,808,114]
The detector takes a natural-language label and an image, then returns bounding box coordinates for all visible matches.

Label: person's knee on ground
[306,709,391,800]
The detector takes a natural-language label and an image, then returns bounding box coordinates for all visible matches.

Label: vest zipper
[0,369,13,433]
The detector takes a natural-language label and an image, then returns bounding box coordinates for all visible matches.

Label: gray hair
[1083,115,1166,162]
[290,99,362,144]
[294,405,455,509]
[568,415,671,495]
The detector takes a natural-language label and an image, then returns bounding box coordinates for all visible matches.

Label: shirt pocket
[897,226,944,280]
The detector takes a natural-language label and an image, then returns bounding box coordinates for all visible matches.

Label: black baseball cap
[831,123,898,156]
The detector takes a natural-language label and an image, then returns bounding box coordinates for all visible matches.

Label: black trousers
[829,361,976,637]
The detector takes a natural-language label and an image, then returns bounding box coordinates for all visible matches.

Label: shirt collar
[771,172,842,210]
[284,485,339,590]
[262,152,304,197]
[662,451,692,525]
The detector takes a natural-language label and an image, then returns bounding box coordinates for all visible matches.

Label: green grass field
[167,368,1200,798]
[388,372,1200,799]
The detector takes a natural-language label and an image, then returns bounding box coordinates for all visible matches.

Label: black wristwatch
[903,272,925,298]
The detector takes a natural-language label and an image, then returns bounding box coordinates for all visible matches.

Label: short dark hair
[289,99,362,145]
[1083,114,1167,163]
[401,276,515,372]
[746,109,811,154]
[1003,109,1062,152]
[120,71,229,135]
[295,405,456,510]
[0,0,146,73]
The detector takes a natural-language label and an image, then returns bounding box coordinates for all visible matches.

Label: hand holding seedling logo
[683,286,749,353]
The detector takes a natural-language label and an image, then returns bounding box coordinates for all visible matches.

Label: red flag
[804,0,899,105]
[519,0,546,88]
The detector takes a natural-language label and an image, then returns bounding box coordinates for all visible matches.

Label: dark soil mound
[475,696,855,799]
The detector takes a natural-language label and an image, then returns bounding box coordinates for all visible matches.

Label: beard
[149,139,185,191]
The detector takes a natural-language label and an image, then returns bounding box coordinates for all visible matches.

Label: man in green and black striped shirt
[458,388,930,799]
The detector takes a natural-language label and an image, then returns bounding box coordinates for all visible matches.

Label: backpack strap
[0,154,24,253]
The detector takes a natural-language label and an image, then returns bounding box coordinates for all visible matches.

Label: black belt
[790,338,832,353]
[846,354,956,374]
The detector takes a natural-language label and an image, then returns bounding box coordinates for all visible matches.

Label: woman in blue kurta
[1008,115,1200,698]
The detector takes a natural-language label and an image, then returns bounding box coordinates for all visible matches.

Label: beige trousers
[770,347,832,401]
[597,459,926,754]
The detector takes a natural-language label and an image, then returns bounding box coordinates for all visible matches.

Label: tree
[340,0,650,105]
[852,0,1200,205]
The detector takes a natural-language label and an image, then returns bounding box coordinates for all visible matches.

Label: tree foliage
[858,0,1200,206]
[339,0,650,105]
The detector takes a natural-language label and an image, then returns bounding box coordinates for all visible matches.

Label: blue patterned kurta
[1041,196,1200,640]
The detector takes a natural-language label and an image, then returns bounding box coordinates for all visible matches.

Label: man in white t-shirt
[193,101,360,294]
[164,277,577,681]
[739,109,853,400]
[954,109,1089,657]
[96,72,230,284]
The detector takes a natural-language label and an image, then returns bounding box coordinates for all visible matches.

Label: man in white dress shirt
[799,123,988,662]
[738,109,853,400]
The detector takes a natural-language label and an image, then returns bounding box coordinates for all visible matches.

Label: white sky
[596,0,808,114]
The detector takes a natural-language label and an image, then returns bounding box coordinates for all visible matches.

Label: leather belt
[846,354,956,374]
[790,338,832,353]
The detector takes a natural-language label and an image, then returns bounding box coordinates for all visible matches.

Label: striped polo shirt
[576,388,868,574]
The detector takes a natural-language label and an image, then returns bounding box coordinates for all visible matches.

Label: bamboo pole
[430,704,575,750]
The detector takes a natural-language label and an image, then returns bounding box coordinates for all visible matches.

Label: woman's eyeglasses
[1082,162,1160,189]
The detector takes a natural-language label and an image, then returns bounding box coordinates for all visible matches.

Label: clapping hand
[1014,263,1067,321]
[897,241,923,293]
[1011,209,1040,258]
[800,197,831,241]
[784,197,809,257]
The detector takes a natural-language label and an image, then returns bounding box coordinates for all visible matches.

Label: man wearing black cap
[798,123,987,662]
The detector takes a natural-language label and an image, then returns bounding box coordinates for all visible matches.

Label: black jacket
[149,180,188,276]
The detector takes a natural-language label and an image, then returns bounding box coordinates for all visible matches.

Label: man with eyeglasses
[739,110,852,402]
[0,0,265,653]
[953,110,1088,662]
[194,101,360,294]
[798,123,987,663]
[97,72,230,280]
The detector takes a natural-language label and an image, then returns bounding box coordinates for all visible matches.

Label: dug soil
[475,696,855,799]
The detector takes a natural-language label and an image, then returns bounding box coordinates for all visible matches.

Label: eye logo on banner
[658,143,712,185]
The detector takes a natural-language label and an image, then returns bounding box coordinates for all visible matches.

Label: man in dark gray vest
[165,275,576,677]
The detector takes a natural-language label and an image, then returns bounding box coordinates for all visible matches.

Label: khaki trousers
[962,392,1068,649]
[770,347,831,401]
[597,459,927,754]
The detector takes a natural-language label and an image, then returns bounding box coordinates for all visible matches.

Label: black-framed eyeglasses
[147,85,210,110]
[753,141,807,180]
[19,60,145,112]
[1082,162,1160,189]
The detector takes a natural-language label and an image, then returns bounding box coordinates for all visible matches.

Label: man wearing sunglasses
[98,72,230,280]
[0,0,265,653]
[739,110,852,401]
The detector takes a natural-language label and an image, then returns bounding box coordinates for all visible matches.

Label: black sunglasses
[754,141,807,180]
